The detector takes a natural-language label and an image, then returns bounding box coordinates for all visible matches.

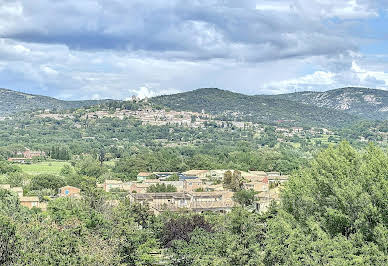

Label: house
[143,179,161,185]
[137,172,153,181]
[7,158,29,163]
[254,189,281,213]
[268,175,289,184]
[128,191,235,214]
[23,149,46,159]
[129,183,150,193]
[248,171,268,176]
[203,184,224,192]
[182,170,210,179]
[184,178,203,191]
[59,186,81,198]
[267,171,281,176]
[209,170,229,180]
[103,180,124,192]
[243,182,269,192]
[20,196,40,209]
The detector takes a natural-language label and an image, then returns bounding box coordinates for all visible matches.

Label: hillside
[0,88,111,116]
[150,88,360,128]
[273,87,388,120]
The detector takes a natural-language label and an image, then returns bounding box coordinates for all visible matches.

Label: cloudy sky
[0,0,387,100]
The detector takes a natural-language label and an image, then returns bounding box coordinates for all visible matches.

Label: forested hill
[150,88,360,128]
[272,87,388,120]
[0,88,111,115]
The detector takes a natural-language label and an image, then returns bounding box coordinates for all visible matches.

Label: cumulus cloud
[263,60,388,93]
[0,0,364,62]
[0,0,386,99]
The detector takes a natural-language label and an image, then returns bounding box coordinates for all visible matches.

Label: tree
[223,170,244,191]
[161,215,213,248]
[30,174,65,191]
[0,215,18,265]
[263,142,388,264]
[76,156,106,177]
[165,173,179,181]
[98,148,105,166]
[147,183,177,193]
[233,189,257,207]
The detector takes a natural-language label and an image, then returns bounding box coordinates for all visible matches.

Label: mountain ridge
[150,87,361,128]
[3,86,388,128]
[271,87,388,120]
[0,88,113,116]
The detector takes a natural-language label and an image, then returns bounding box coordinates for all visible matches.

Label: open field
[19,161,69,175]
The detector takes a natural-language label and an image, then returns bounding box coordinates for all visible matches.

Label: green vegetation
[1,87,388,264]
[151,88,360,128]
[146,183,177,193]
[19,161,69,176]
[0,88,111,116]
[0,142,386,265]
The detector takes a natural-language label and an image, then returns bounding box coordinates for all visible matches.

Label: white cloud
[127,87,181,99]
[0,0,386,99]
[263,59,388,93]
[40,65,58,76]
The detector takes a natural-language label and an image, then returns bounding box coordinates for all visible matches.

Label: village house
[7,157,29,163]
[268,175,289,184]
[184,178,204,191]
[254,188,281,213]
[103,180,124,192]
[182,170,210,179]
[22,148,46,159]
[19,196,40,209]
[248,171,268,177]
[129,183,149,193]
[128,191,235,214]
[137,172,153,181]
[59,186,81,198]
[203,184,224,192]
[243,181,269,192]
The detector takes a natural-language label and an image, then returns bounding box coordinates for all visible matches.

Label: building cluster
[0,167,287,214]
[8,148,46,163]
[0,184,81,210]
[98,169,288,214]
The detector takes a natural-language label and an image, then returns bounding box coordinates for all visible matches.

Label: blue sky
[0,0,387,100]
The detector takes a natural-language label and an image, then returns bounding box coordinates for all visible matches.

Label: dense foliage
[0,142,386,265]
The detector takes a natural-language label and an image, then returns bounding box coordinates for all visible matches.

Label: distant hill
[273,87,388,120]
[0,88,111,115]
[150,88,360,128]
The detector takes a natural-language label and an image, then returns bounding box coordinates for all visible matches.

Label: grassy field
[19,161,69,175]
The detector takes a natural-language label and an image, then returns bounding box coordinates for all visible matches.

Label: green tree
[147,183,177,193]
[233,189,257,207]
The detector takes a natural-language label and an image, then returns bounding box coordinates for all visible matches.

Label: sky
[0,0,387,100]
